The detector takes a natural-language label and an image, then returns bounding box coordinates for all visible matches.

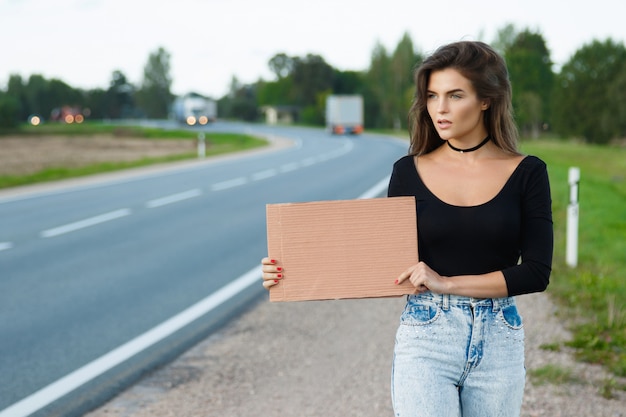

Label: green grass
[528,364,581,386]
[0,122,268,189]
[520,139,626,378]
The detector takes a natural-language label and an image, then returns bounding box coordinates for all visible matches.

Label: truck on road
[325,95,364,135]
[172,93,217,126]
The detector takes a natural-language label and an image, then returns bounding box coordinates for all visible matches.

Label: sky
[1,0,625,99]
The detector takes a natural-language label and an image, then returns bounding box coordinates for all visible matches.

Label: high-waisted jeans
[391,292,525,417]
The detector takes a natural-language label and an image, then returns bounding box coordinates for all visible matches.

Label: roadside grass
[528,364,582,386]
[520,139,626,380]
[0,122,267,189]
[1,121,200,139]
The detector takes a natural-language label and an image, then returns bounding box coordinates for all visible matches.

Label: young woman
[262,41,553,417]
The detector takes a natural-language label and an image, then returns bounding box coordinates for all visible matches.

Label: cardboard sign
[266,197,418,302]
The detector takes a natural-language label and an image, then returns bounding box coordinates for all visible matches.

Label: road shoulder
[85,291,625,417]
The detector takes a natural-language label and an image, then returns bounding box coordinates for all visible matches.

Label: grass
[1,121,195,138]
[0,122,268,189]
[520,138,626,379]
[528,364,581,386]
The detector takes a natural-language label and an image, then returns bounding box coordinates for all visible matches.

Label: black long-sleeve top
[387,154,553,296]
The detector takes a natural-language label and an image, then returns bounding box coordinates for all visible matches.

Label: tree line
[0,47,174,126]
[1,24,625,144]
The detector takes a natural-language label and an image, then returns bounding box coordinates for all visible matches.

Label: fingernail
[277,274,282,278]
[276,267,282,271]
[270,259,276,264]
[394,279,399,285]
[274,280,279,283]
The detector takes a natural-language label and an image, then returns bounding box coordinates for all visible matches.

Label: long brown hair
[408,41,520,156]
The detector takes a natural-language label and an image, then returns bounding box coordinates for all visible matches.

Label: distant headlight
[198,116,209,125]
[186,116,197,125]
[29,115,42,126]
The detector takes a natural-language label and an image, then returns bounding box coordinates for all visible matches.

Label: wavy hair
[408,41,520,156]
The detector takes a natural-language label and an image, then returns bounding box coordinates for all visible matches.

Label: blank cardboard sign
[266,197,418,302]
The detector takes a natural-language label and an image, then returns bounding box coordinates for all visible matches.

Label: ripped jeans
[391,292,525,417]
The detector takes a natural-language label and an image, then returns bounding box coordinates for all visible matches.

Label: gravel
[85,291,625,417]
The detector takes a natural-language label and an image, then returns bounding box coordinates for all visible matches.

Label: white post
[566,167,580,267]
[197,132,206,158]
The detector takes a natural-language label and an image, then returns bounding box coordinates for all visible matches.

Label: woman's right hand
[261,257,283,290]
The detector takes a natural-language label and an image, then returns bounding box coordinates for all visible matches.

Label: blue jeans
[391,292,525,417]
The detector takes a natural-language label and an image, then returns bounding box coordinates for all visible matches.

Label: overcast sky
[1,0,624,98]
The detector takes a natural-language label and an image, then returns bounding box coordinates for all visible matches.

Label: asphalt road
[0,122,408,417]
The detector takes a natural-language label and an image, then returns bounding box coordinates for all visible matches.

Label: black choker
[447,136,490,153]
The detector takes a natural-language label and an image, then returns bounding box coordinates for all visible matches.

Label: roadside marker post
[566,167,580,268]
[197,132,206,158]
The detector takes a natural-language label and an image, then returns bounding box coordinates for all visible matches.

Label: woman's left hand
[395,261,449,294]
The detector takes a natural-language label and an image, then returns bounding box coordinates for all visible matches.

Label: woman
[262,41,553,417]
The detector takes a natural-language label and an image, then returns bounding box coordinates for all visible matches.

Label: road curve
[0,122,408,417]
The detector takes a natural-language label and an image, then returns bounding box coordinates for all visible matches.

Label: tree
[256,77,293,106]
[268,53,294,79]
[104,70,135,119]
[0,93,20,128]
[492,23,518,56]
[24,75,49,117]
[6,74,27,121]
[290,54,334,106]
[48,78,83,111]
[505,30,554,137]
[611,67,626,140]
[390,32,419,129]
[136,47,174,119]
[83,88,107,120]
[552,38,626,143]
[4,74,86,123]
[219,76,259,121]
[289,54,334,124]
[332,70,365,95]
[258,54,298,106]
[366,41,393,128]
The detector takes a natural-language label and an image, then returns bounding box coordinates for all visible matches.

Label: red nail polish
[276,267,282,271]
[394,279,399,285]
[270,259,276,264]
[277,274,282,278]
[274,280,279,283]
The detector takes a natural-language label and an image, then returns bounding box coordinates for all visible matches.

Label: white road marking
[358,176,391,199]
[0,266,263,417]
[0,242,14,251]
[251,169,278,181]
[301,157,317,166]
[0,175,392,417]
[280,162,299,172]
[211,177,247,191]
[146,189,202,208]
[214,143,354,187]
[40,209,132,238]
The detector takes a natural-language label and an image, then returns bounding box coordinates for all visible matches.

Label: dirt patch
[0,135,196,176]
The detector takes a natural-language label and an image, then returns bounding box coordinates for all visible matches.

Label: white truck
[325,95,364,135]
[172,93,217,126]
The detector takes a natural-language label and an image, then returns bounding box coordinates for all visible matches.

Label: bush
[0,95,20,128]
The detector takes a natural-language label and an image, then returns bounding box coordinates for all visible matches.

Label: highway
[0,122,408,417]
